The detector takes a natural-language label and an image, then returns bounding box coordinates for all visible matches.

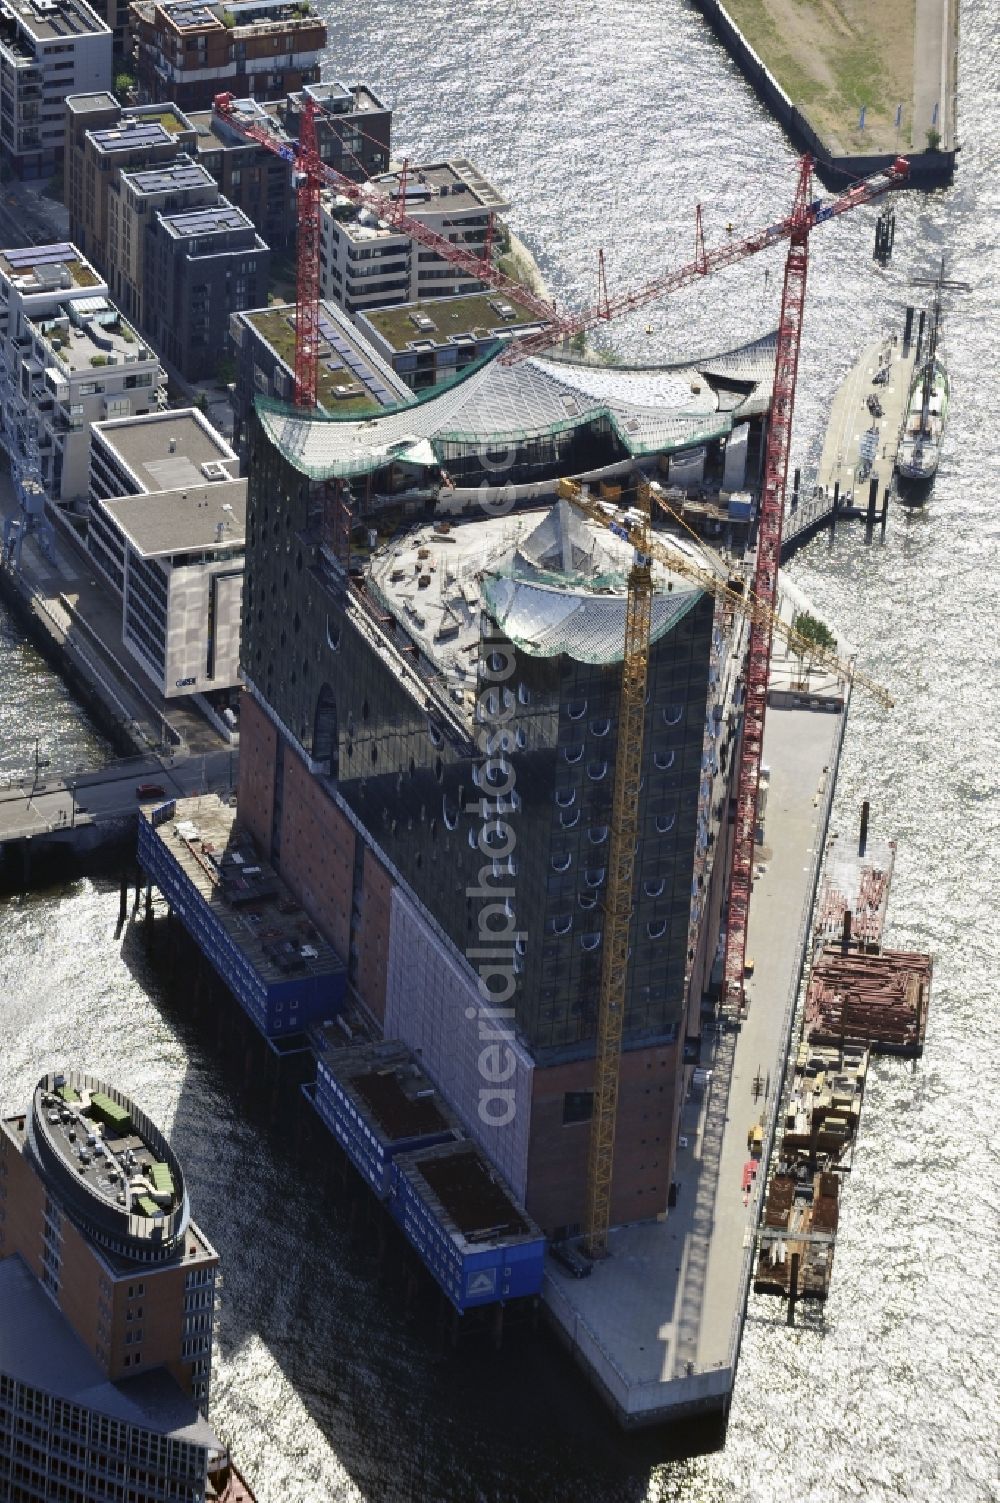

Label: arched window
[585,867,606,887]
[590,717,611,738]
[549,914,573,936]
[655,812,676,834]
[663,704,683,726]
[555,788,576,808]
[567,700,587,721]
[442,795,459,831]
[563,744,584,764]
[588,761,608,781]
[581,932,602,952]
[588,827,609,846]
[654,749,676,771]
[644,878,665,898]
[560,808,581,829]
[647,919,668,940]
[551,852,572,873]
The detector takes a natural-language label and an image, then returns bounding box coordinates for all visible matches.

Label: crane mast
[582,484,653,1260]
[721,157,812,1023]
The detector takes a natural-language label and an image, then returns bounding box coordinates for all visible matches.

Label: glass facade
[244,414,714,1065]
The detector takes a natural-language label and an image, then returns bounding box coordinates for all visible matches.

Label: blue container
[388,1148,545,1312]
[139,815,346,1039]
[311,1050,458,1197]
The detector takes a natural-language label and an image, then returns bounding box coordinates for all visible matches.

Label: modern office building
[357,292,548,391]
[0,1071,257,1501]
[129,0,325,113]
[0,241,167,510]
[319,160,510,318]
[0,0,110,178]
[0,1071,219,1405]
[86,408,245,697]
[228,297,409,460]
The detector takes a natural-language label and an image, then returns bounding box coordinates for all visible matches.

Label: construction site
[754,814,933,1308]
[126,100,929,1427]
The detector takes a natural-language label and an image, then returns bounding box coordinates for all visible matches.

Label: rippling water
[1,2,998,1498]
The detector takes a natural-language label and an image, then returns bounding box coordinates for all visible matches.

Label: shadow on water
[116,907,725,1502]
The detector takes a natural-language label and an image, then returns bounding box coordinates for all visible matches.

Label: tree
[114,71,135,103]
[791,610,836,685]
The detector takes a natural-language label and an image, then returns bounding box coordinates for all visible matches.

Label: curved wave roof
[256,331,776,480]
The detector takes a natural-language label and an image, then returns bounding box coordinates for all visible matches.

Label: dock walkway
[781,333,917,559]
[543,691,848,1423]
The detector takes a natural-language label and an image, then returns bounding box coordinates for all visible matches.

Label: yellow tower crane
[556,476,892,1259]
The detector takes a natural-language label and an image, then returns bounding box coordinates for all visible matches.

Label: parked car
[135,783,168,801]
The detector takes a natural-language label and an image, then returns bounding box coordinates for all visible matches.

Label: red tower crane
[213,93,559,407]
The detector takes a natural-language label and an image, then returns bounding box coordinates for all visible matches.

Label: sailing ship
[896,295,948,495]
[896,259,967,500]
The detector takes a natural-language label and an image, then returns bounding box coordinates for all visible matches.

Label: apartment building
[86,408,245,698]
[190,80,392,248]
[110,155,218,325]
[0,0,111,178]
[318,159,510,319]
[144,198,268,379]
[130,0,325,113]
[64,96,196,266]
[64,82,393,264]
[357,292,548,391]
[0,242,166,509]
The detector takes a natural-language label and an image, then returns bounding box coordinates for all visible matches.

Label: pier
[782,328,918,559]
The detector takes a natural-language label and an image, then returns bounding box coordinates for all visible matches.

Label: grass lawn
[721,0,916,152]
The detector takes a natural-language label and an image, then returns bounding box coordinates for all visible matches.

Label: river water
[1,1,997,1499]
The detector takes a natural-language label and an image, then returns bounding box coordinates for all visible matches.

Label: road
[0,750,237,844]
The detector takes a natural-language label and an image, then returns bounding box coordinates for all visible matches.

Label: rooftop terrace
[31,297,157,376]
[159,203,253,238]
[361,292,545,354]
[123,159,213,195]
[0,243,101,294]
[245,303,408,415]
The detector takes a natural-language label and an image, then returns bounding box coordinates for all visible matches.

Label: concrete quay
[543,667,849,1426]
[693,0,959,188]
[0,466,229,760]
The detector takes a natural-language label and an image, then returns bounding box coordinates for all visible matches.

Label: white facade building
[0,0,111,177]
[0,243,167,510]
[87,409,245,698]
[319,159,510,319]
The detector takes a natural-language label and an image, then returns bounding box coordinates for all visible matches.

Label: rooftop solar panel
[5,244,75,267]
